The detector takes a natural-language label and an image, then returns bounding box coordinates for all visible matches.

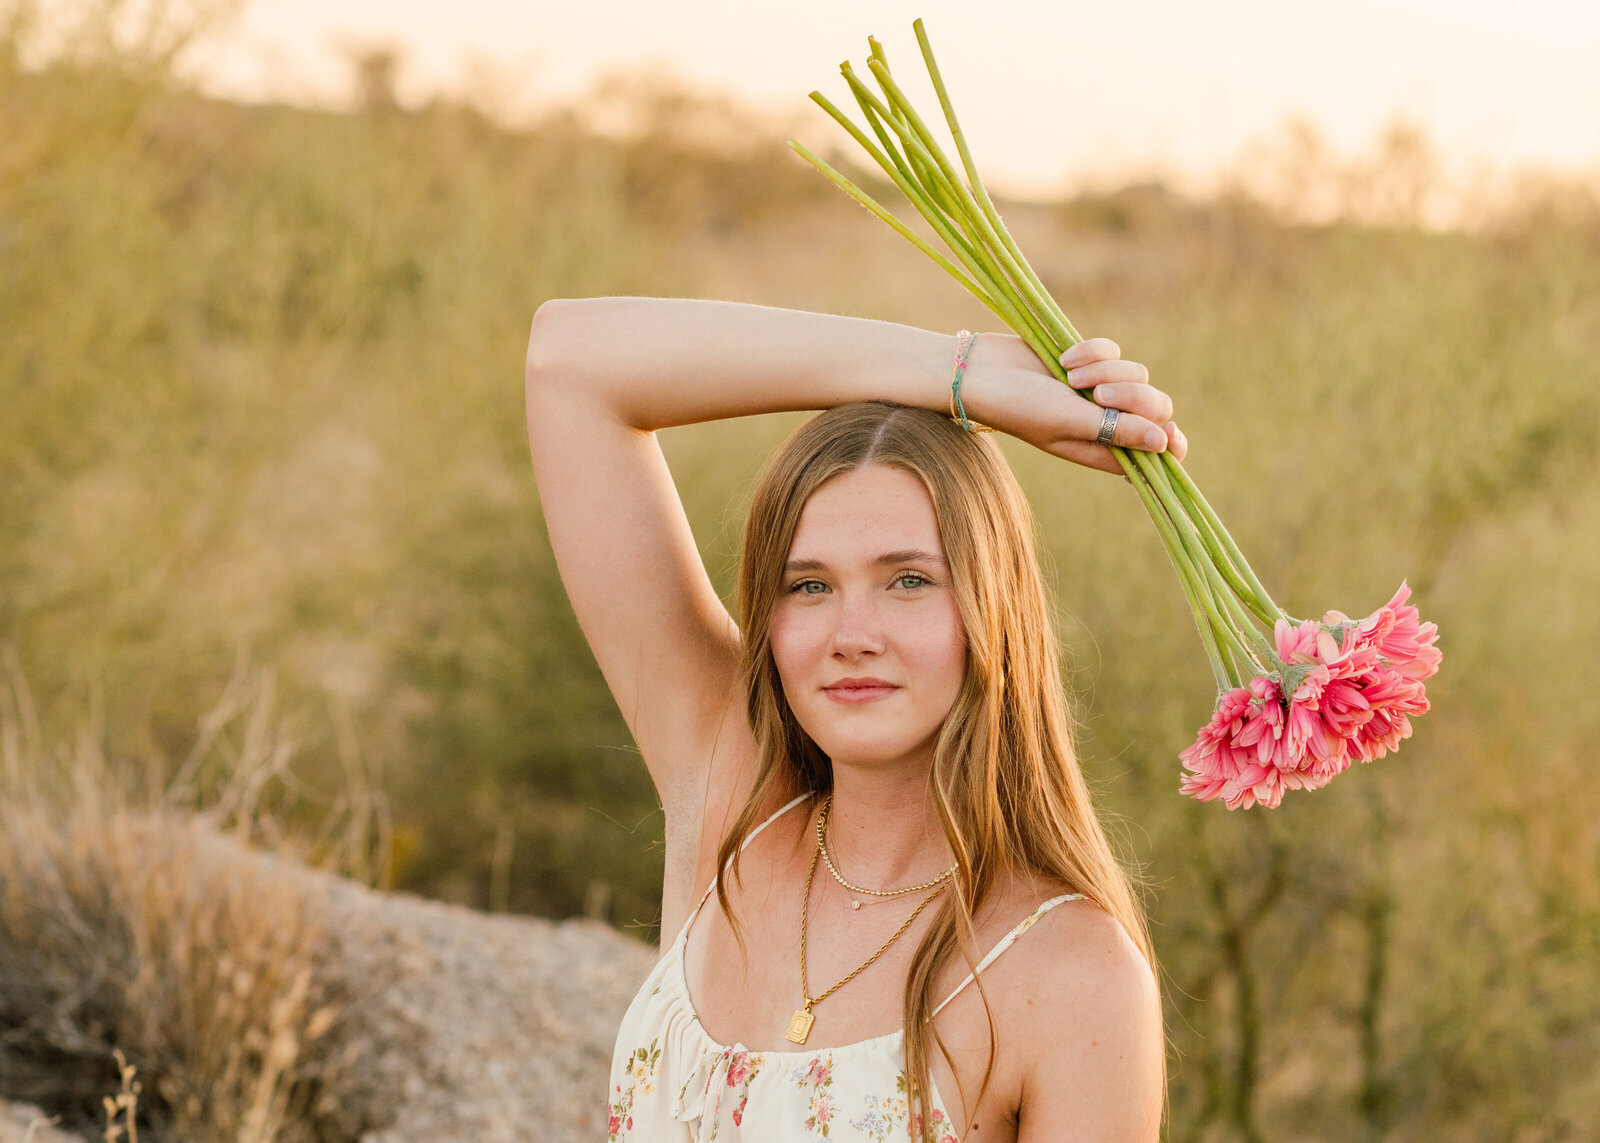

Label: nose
[828,592,885,659]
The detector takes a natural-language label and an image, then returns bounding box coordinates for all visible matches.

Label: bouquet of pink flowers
[791,21,1441,809]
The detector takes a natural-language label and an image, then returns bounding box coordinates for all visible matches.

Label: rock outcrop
[316,872,657,1142]
[0,820,658,1143]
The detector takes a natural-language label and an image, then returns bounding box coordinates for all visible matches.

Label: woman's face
[768,463,967,772]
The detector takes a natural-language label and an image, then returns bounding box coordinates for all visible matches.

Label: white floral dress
[607,793,1086,1142]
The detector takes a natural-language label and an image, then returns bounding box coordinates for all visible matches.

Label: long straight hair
[715,401,1160,1139]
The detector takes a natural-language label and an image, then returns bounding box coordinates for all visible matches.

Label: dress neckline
[669,791,1085,1060]
[674,888,909,1058]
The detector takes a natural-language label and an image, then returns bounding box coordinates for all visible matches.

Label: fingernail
[1060,344,1085,368]
[1145,429,1166,451]
[1094,384,1113,403]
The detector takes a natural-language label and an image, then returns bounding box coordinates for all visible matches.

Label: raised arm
[524,298,951,806]
[521,297,1183,859]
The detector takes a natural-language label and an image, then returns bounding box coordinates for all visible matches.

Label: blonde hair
[715,401,1160,1138]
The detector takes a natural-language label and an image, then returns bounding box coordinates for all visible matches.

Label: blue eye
[789,579,828,595]
[895,573,930,590]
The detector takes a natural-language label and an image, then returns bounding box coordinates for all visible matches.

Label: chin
[805,724,941,772]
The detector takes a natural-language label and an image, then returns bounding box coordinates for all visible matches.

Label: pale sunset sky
[186,0,1600,199]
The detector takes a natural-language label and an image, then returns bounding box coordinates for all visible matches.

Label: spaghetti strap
[740,791,815,855]
[674,791,815,945]
[931,892,1088,1017]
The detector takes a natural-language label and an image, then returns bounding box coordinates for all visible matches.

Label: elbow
[524,297,573,396]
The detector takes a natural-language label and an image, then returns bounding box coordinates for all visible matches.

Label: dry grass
[0,652,369,1142]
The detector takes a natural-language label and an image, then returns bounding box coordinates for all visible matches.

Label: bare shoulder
[994,895,1165,1142]
[985,894,1158,1032]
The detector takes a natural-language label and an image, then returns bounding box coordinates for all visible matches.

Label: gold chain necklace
[817,794,957,909]
[785,799,949,1045]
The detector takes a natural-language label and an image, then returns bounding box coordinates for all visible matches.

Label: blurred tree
[350,45,400,115]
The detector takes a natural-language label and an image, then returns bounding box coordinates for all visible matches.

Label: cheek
[766,606,818,685]
[900,599,968,696]
[931,608,969,693]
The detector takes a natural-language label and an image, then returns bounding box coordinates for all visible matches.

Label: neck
[823,762,952,889]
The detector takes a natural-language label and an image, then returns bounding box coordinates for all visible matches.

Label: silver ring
[1095,406,1119,447]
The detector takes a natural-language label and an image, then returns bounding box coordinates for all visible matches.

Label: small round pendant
[851,899,861,910]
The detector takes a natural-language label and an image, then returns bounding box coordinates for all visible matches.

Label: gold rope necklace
[817,793,957,909]
[786,796,950,1045]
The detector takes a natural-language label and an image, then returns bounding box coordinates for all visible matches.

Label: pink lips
[822,676,900,704]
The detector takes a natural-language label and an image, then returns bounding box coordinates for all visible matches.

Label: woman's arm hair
[522,296,1184,813]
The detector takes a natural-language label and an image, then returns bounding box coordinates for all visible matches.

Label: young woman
[523,297,1181,1142]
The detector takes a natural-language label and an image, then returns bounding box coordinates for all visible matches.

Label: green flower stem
[1174,481,1278,627]
[793,111,1044,365]
[1205,592,1247,690]
[1162,452,1281,619]
[911,19,1082,346]
[862,58,1073,352]
[864,34,1073,346]
[837,72,986,273]
[1131,449,1232,601]
[792,131,1072,407]
[1131,450,1274,667]
[840,67,999,259]
[1149,456,1274,624]
[813,81,1061,365]
[1215,625,1245,692]
[786,140,990,302]
[844,72,969,231]
[1196,544,1277,667]
[1172,535,1241,691]
[1120,457,1227,688]
[1121,451,1252,679]
[864,49,950,219]
[1187,545,1257,683]
[1165,521,1234,692]
[1176,483,1277,626]
[843,74,1085,402]
[864,65,1069,356]
[1217,575,1275,666]
[837,69,1060,358]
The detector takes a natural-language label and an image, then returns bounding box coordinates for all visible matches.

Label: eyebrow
[783,549,947,574]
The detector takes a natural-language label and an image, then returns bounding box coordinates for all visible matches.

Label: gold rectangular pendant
[785,1008,814,1044]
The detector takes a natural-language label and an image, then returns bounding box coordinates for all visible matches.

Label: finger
[1059,337,1121,370]
[1062,396,1169,455]
[1089,381,1174,426]
[1063,359,1148,390]
[1045,415,1184,475]
[1047,437,1125,475]
[1047,417,1169,474]
[1166,421,1188,463]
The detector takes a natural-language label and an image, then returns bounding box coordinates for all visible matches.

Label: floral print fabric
[606,794,1085,1141]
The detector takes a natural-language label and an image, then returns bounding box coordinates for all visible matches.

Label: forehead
[788,464,942,559]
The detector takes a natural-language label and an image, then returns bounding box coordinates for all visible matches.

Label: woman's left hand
[962,332,1187,476]
[1059,337,1186,473]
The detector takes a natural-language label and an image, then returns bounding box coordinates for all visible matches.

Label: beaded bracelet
[948,329,996,433]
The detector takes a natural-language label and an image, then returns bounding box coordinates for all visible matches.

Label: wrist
[951,331,1001,434]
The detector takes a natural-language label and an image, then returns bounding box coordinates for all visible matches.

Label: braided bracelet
[948,329,995,433]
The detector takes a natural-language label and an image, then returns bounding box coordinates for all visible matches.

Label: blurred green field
[2,10,1598,1141]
